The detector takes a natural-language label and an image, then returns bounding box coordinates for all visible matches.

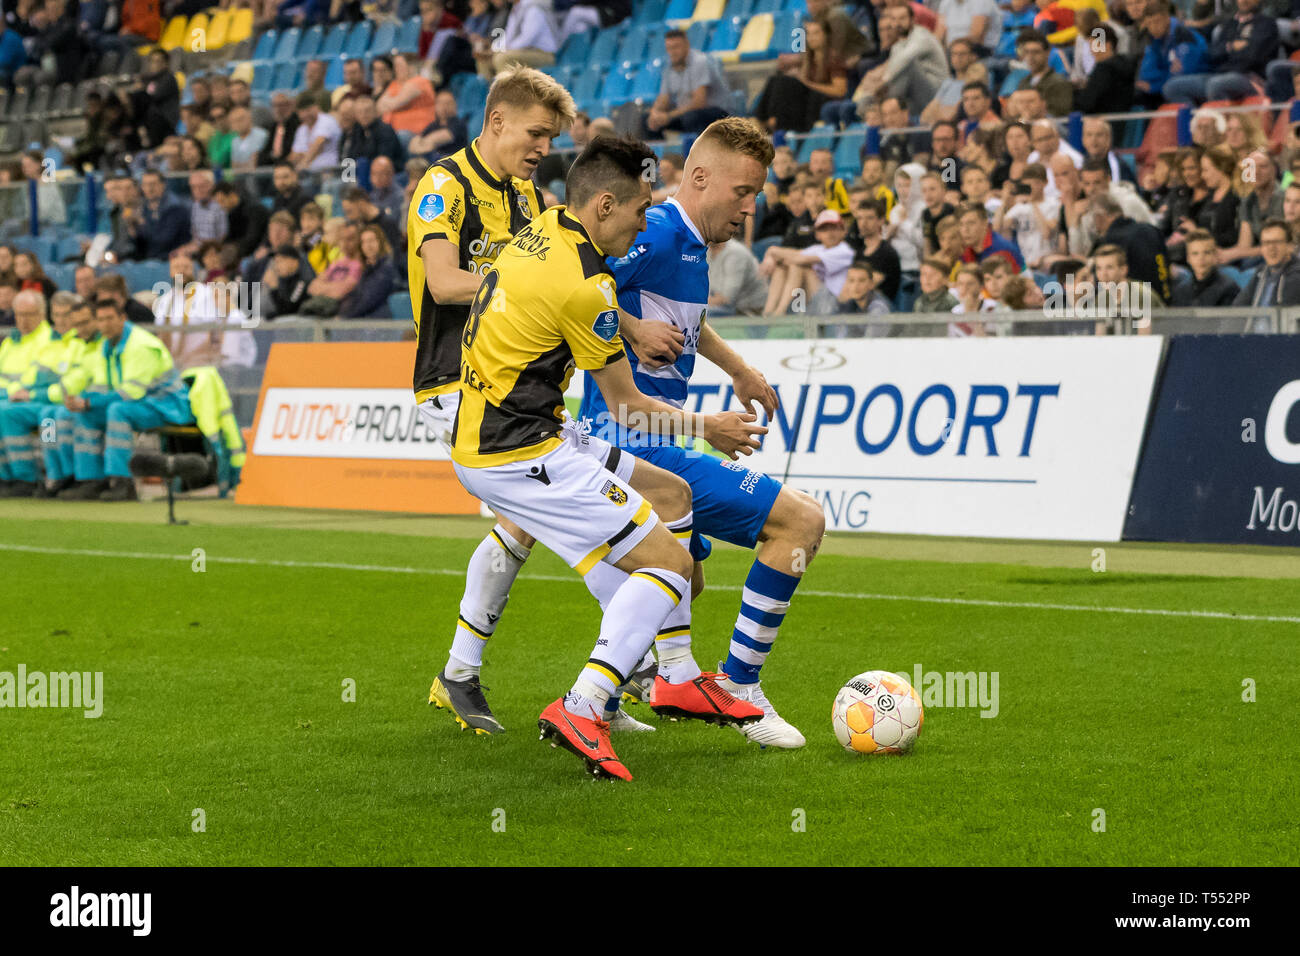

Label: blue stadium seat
[722,0,754,18]
[833,125,865,173]
[251,29,277,62]
[782,0,806,10]
[320,22,349,58]
[665,0,695,18]
[325,57,344,88]
[344,20,373,57]
[57,234,85,262]
[614,25,648,67]
[635,0,667,24]
[271,60,299,92]
[751,0,782,11]
[629,63,662,102]
[557,29,592,68]
[589,28,621,65]
[369,19,398,56]
[12,235,58,262]
[706,16,742,52]
[571,69,603,111]
[686,19,714,50]
[387,292,413,321]
[251,63,274,96]
[768,11,801,55]
[395,16,420,53]
[272,27,301,61]
[999,68,1028,98]
[795,129,834,163]
[296,24,324,61]
[601,70,632,106]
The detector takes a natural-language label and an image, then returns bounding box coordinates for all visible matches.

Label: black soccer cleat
[621,660,659,705]
[428,669,505,735]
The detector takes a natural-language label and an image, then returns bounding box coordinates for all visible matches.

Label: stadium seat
[629,63,662,102]
[251,63,274,96]
[601,70,633,106]
[252,29,278,62]
[614,25,649,67]
[387,292,413,321]
[665,0,695,20]
[589,28,621,65]
[557,29,592,68]
[273,27,301,62]
[13,236,59,262]
[29,85,53,119]
[159,15,188,53]
[690,0,727,20]
[0,123,19,154]
[635,0,667,23]
[22,120,46,148]
[734,12,776,61]
[833,125,865,176]
[752,0,782,11]
[47,83,73,118]
[271,60,299,93]
[0,88,9,118]
[369,19,398,56]
[571,69,603,112]
[7,87,29,120]
[1136,103,1184,177]
[296,24,325,62]
[795,129,834,163]
[325,58,344,88]
[227,8,254,46]
[344,20,373,57]
[686,19,714,49]
[722,0,754,18]
[395,16,421,54]
[706,16,742,53]
[320,21,349,59]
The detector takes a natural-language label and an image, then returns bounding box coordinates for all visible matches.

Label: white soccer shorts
[419,392,635,481]
[453,440,656,574]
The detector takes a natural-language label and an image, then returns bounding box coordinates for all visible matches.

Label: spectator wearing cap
[263,244,317,318]
[760,209,856,316]
[289,91,342,172]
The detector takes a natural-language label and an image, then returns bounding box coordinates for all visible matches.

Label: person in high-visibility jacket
[184,365,246,488]
[59,296,195,501]
[0,294,101,497]
[0,290,55,492]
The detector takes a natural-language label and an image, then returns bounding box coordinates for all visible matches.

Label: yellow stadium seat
[185,13,210,54]
[174,71,186,92]
[206,10,232,50]
[135,44,153,56]
[159,15,189,52]
[690,0,725,22]
[229,61,255,85]
[227,8,254,45]
[727,12,773,62]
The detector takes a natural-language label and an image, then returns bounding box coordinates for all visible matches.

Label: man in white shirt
[936,0,1002,55]
[288,92,342,173]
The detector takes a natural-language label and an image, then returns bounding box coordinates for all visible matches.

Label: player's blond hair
[692,116,775,168]
[485,65,577,132]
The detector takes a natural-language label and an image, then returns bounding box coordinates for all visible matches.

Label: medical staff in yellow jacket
[0,295,100,496]
[60,297,194,501]
[0,290,55,492]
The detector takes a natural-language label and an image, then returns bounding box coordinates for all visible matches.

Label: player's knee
[656,472,692,522]
[775,488,825,552]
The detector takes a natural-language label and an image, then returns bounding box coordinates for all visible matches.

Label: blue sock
[724,561,801,685]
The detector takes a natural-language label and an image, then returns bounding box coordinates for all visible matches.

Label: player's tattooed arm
[618,308,684,370]
[698,323,778,418]
[589,356,767,459]
[421,239,487,305]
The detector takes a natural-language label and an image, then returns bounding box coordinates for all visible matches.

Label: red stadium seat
[1136,103,1184,179]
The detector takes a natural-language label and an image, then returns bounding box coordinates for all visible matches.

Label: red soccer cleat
[538,698,633,781]
[649,672,764,727]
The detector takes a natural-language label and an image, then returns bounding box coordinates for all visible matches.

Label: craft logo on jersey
[592,309,619,342]
[600,479,628,505]
[417,192,445,222]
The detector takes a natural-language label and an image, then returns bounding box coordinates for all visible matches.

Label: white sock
[445,525,530,680]
[657,511,700,683]
[566,565,688,720]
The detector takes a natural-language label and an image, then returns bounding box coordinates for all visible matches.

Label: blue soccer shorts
[630,442,783,562]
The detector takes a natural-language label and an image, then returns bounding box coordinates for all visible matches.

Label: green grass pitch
[1,507,1297,866]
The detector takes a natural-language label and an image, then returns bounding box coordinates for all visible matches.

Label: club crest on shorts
[600,479,628,505]
[417,193,445,222]
[593,309,619,342]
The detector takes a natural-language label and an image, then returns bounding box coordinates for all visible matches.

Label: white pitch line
[2,542,1297,625]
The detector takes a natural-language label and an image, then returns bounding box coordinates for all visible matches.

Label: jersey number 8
[463,269,500,349]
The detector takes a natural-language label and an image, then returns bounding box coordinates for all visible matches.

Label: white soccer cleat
[715,672,806,749]
[608,708,657,733]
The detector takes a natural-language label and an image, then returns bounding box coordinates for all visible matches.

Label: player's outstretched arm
[698,323,778,418]
[588,356,767,460]
[421,239,488,306]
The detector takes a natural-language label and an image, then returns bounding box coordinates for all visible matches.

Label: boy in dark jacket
[1171,230,1241,305]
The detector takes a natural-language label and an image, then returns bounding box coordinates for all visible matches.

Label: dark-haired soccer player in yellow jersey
[411,66,681,736]
[448,136,768,780]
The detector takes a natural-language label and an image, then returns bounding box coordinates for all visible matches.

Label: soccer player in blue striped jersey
[578,118,827,749]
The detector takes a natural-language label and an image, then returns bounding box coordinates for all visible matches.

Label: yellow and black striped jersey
[407,137,545,404]
[451,206,626,468]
